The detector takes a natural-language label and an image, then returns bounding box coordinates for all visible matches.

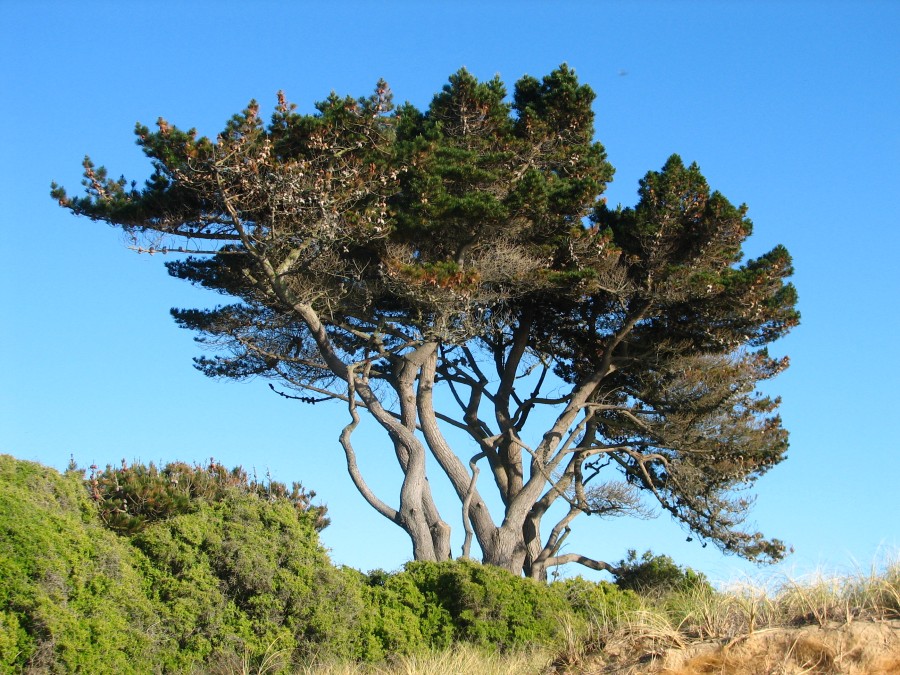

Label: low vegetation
[1,454,897,674]
[562,560,900,674]
[0,455,633,672]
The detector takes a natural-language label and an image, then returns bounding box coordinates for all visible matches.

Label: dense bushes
[340,559,642,661]
[88,458,329,534]
[553,575,641,621]
[613,549,712,595]
[130,491,345,668]
[0,455,651,672]
[0,455,163,673]
[0,455,344,671]
[401,559,570,650]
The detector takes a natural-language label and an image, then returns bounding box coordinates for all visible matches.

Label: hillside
[2,454,898,674]
[0,455,622,672]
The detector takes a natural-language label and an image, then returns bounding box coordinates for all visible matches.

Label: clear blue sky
[2,1,898,584]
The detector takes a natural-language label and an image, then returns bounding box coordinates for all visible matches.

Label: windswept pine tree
[53,66,799,579]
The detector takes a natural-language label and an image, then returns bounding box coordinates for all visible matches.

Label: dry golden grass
[292,643,551,675]
[559,556,900,675]
[658,622,900,675]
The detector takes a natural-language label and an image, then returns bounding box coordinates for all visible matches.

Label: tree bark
[392,349,452,560]
[480,524,528,575]
[417,346,497,558]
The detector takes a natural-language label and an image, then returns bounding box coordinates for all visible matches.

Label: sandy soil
[563,619,900,674]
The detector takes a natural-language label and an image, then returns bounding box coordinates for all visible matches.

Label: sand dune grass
[554,557,900,674]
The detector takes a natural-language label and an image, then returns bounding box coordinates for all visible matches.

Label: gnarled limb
[339,376,398,523]
[460,451,485,559]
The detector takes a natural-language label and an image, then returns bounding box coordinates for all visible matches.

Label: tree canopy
[53,65,799,579]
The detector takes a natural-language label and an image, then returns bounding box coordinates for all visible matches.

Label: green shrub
[0,455,166,672]
[312,567,444,662]
[88,458,329,534]
[4,454,635,670]
[551,575,640,624]
[0,455,343,672]
[613,549,712,595]
[398,559,570,651]
[131,486,345,669]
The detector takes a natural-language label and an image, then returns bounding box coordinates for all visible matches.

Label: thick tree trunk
[480,525,528,575]
[394,357,453,562]
[401,516,440,560]
[430,520,452,561]
[396,450,438,560]
[416,347,497,560]
[526,561,548,582]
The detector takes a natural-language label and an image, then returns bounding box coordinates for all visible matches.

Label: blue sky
[1,1,898,584]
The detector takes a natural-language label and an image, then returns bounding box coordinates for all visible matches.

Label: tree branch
[543,553,618,575]
[339,376,399,523]
[461,451,485,559]
[417,346,497,547]
[267,383,335,404]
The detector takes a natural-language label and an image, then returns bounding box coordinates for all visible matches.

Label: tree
[52,66,799,580]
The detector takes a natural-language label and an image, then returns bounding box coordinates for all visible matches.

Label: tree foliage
[53,66,799,578]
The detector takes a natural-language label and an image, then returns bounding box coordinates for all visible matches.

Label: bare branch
[544,506,580,559]
[339,375,398,523]
[461,451,485,559]
[544,553,618,575]
[267,383,335,404]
